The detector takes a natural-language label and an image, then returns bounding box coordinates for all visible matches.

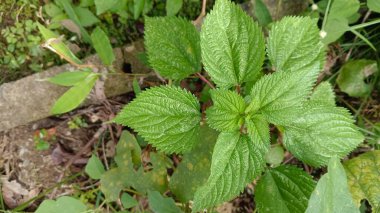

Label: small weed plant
[35,0,374,212]
[113,0,364,211]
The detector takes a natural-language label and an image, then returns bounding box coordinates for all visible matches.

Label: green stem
[349,29,377,51]
[349,19,380,31]
[338,97,380,132]
[321,0,332,31]
[0,183,4,211]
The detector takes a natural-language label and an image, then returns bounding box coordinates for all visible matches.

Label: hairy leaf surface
[246,63,320,126]
[206,89,246,132]
[114,86,201,153]
[283,104,364,167]
[255,165,316,213]
[267,16,325,72]
[306,157,358,213]
[309,82,336,106]
[200,0,265,88]
[344,150,380,210]
[145,17,201,80]
[193,130,267,211]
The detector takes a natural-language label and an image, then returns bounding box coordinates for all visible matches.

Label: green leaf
[255,165,316,213]
[344,150,380,210]
[328,0,360,21]
[309,82,336,106]
[145,17,201,80]
[131,153,169,194]
[267,16,325,72]
[246,63,320,126]
[114,86,201,153]
[133,0,145,19]
[201,0,265,88]
[306,156,359,213]
[166,0,183,16]
[73,6,100,27]
[265,145,284,166]
[253,0,272,26]
[283,103,364,167]
[37,23,83,65]
[91,27,115,66]
[44,3,63,18]
[47,70,92,86]
[337,60,378,98]
[36,196,87,213]
[148,191,183,213]
[94,0,118,15]
[121,193,138,209]
[80,0,95,7]
[322,18,349,44]
[132,78,142,95]
[368,0,380,13]
[100,168,127,201]
[193,131,268,211]
[100,130,142,201]
[115,131,142,169]
[51,73,99,115]
[245,114,270,149]
[169,125,218,202]
[60,0,92,43]
[206,89,246,132]
[100,131,168,201]
[85,154,105,180]
[322,0,360,44]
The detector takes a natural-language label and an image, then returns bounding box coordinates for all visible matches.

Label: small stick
[51,125,107,198]
[196,72,215,89]
[193,0,207,27]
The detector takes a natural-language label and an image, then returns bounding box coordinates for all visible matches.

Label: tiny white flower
[311,4,318,11]
[320,30,327,38]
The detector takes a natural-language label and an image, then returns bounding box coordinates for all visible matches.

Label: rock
[0,41,154,132]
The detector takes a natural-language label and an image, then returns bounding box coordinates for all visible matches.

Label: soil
[0,100,128,210]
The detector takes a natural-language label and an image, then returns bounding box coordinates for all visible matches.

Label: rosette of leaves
[114,0,364,211]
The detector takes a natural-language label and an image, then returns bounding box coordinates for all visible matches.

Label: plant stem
[321,0,332,31]
[349,19,380,31]
[196,72,215,89]
[338,97,380,132]
[349,29,377,51]
[236,85,241,94]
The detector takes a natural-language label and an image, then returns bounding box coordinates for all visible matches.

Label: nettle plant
[115,0,364,211]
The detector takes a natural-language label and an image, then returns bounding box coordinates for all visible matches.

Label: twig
[196,72,215,89]
[51,125,108,197]
[193,0,207,27]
